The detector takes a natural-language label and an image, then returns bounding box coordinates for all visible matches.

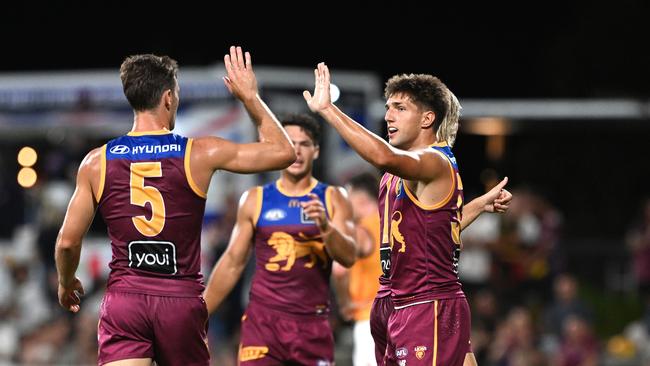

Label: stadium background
[0,2,649,365]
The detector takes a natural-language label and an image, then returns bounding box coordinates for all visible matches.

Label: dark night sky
[2,1,649,98]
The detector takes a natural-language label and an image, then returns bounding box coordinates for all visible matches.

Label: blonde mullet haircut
[436,91,462,147]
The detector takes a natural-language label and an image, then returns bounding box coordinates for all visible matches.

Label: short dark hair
[120,54,178,111]
[281,113,321,145]
[347,171,379,198]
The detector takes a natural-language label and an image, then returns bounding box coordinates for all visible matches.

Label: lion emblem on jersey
[390,211,406,253]
[265,232,327,271]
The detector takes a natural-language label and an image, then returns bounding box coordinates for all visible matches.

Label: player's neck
[411,134,438,151]
[131,110,172,133]
[277,173,317,196]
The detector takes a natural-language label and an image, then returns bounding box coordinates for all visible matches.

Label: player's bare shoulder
[420,145,454,182]
[327,185,353,218]
[238,186,263,220]
[190,136,229,160]
[79,146,103,172]
[423,145,451,165]
[329,185,349,200]
[79,146,103,183]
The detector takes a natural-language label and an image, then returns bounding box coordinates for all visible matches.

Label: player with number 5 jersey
[54,46,295,366]
[101,132,207,292]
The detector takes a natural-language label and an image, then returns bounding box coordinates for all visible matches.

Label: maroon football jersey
[98,131,207,296]
[248,180,333,316]
[380,142,465,308]
[376,172,393,299]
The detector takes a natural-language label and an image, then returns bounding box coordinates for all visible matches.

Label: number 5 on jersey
[130,162,165,237]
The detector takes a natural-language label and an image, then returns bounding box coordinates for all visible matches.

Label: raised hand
[222,46,257,101]
[58,277,85,313]
[303,62,332,113]
[301,193,330,233]
[484,177,512,213]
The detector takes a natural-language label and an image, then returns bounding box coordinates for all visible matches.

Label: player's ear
[421,110,435,129]
[163,89,173,111]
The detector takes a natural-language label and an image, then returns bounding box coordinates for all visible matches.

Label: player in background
[203,113,357,365]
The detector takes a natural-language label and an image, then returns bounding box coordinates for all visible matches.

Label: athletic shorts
[97,291,209,366]
[385,298,472,366]
[370,295,393,366]
[238,301,334,365]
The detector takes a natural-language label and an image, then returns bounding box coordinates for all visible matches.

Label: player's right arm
[203,187,258,315]
[190,46,296,193]
[304,62,447,183]
[213,45,295,173]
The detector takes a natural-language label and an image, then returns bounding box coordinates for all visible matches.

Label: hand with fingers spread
[303,62,333,113]
[301,193,330,234]
[223,45,257,101]
[58,277,85,313]
[483,177,512,213]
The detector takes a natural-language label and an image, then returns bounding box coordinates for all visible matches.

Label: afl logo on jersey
[110,145,130,154]
[264,209,286,221]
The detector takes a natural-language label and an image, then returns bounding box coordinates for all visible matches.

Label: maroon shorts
[370,295,393,366]
[385,298,472,366]
[238,301,334,365]
[97,291,209,366]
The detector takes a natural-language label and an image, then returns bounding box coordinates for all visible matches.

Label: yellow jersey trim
[433,300,439,366]
[95,144,107,203]
[402,149,455,210]
[381,175,394,244]
[252,186,263,227]
[127,129,172,136]
[325,186,335,218]
[275,178,318,197]
[184,138,207,199]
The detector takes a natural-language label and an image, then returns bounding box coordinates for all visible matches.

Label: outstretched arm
[193,46,295,176]
[461,177,512,230]
[55,148,101,312]
[304,63,445,182]
[301,188,357,268]
[203,188,257,315]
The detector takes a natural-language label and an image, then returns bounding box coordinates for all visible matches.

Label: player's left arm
[55,148,101,312]
[331,261,354,320]
[461,177,511,230]
[302,187,356,267]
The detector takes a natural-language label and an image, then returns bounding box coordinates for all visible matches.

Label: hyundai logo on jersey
[109,145,130,154]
